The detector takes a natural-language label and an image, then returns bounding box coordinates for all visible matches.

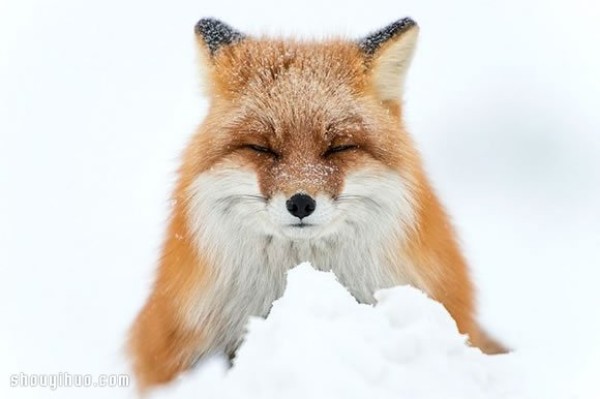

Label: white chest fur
[185,166,419,354]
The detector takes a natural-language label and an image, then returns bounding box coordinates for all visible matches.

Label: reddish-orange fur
[128,26,506,393]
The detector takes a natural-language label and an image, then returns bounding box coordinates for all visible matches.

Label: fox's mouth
[279,221,322,239]
[287,223,315,229]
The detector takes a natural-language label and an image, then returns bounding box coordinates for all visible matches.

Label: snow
[150,263,527,399]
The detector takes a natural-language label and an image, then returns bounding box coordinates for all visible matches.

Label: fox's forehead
[210,40,373,140]
[212,40,367,99]
[235,86,368,140]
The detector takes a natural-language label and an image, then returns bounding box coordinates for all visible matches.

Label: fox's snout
[285,193,316,220]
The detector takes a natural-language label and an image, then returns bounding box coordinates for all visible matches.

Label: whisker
[220,194,267,204]
[336,195,382,210]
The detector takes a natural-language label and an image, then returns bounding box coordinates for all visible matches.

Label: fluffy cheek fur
[187,160,417,245]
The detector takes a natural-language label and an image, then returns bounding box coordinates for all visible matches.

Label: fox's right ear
[194,18,246,96]
[194,18,245,58]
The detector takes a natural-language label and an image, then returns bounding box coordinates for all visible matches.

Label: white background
[1,0,599,398]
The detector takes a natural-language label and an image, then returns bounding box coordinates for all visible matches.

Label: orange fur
[128,20,506,392]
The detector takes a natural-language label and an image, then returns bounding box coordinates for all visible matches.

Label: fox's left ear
[359,18,419,102]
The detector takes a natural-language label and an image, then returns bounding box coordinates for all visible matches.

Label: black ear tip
[395,17,418,31]
[359,17,418,55]
[194,18,222,35]
[378,17,418,37]
[194,18,245,54]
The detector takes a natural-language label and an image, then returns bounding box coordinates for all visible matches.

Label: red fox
[128,17,506,391]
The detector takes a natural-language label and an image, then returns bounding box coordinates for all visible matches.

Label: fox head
[181,18,424,243]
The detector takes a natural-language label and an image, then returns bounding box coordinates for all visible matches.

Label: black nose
[286,194,316,219]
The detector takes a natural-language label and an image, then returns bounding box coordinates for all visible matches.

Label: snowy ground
[1,0,600,398]
[150,264,528,399]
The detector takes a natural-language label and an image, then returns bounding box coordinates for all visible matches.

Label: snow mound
[151,263,527,399]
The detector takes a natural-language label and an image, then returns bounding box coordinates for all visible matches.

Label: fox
[128,17,507,391]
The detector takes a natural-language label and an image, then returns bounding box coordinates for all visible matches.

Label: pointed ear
[359,18,419,102]
[194,18,245,59]
[194,18,246,97]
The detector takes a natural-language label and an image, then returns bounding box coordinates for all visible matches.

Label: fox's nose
[286,194,316,219]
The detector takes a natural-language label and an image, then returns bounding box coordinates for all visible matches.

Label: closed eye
[323,144,358,157]
[245,144,280,158]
